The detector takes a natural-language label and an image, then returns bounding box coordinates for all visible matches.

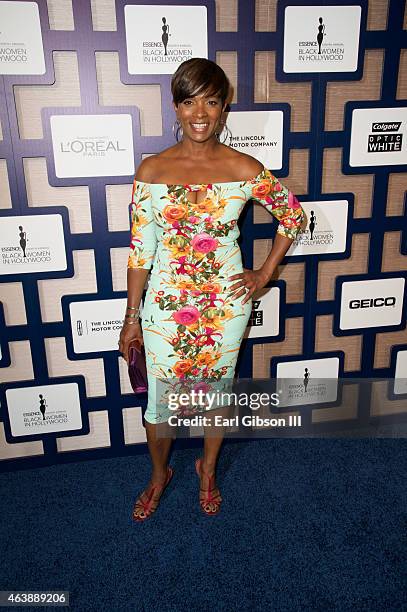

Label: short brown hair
[171,58,230,106]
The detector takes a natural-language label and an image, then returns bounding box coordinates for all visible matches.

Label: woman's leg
[133,420,174,519]
[146,420,173,479]
[197,403,234,512]
[202,421,226,471]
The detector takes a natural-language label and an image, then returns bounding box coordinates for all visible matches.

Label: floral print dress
[127,169,305,423]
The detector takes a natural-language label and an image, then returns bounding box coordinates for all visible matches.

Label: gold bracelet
[123,319,139,325]
[126,306,140,310]
[125,312,139,318]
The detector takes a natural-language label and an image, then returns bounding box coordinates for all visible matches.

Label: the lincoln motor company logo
[2,224,51,265]
[228,134,278,151]
[75,317,123,336]
[298,16,345,64]
[368,122,403,153]
[142,16,193,64]
[59,134,127,157]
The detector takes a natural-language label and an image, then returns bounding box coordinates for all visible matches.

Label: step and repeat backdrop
[0,0,406,470]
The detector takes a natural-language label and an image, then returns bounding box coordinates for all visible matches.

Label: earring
[216,122,232,145]
[172,119,183,142]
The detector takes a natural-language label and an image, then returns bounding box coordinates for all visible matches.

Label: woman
[118,58,305,521]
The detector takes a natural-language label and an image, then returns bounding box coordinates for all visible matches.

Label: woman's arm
[229,167,305,303]
[257,233,295,284]
[126,158,159,311]
[119,159,158,361]
[126,268,150,311]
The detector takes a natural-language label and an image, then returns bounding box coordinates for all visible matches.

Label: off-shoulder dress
[127,169,305,423]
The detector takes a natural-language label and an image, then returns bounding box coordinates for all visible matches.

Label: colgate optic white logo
[368,122,402,154]
[349,107,407,167]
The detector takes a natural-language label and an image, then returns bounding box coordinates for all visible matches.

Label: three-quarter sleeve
[127,179,157,270]
[248,169,305,240]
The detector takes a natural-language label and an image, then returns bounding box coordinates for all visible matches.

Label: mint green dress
[127,169,305,423]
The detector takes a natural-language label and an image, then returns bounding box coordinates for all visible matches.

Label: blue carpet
[0,439,406,611]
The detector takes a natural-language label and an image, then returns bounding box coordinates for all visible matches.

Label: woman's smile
[190,122,210,133]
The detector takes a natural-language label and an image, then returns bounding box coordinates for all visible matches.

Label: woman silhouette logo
[317,17,326,55]
[161,17,170,56]
[39,394,47,420]
[303,368,310,392]
[19,225,27,257]
[309,210,316,240]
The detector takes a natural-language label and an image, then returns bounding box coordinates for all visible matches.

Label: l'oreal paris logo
[349,297,396,309]
[59,140,126,154]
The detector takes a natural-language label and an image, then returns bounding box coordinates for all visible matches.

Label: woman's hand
[228,268,272,305]
[118,320,144,364]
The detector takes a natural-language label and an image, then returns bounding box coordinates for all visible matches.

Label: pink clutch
[128,343,148,393]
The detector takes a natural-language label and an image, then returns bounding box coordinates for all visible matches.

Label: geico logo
[349,297,396,309]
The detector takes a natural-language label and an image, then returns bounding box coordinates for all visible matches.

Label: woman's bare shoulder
[135,146,180,182]
[134,156,159,183]
[221,147,264,180]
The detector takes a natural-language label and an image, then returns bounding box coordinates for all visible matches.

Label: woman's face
[174,92,225,143]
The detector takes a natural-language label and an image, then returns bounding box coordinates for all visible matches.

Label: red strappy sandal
[132,465,174,522]
[195,457,222,516]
